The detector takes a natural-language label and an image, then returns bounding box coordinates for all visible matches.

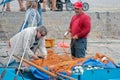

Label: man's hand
[72,35,78,39]
[32,54,39,60]
[64,31,69,38]
[32,54,46,59]
[64,29,71,38]
[38,56,44,59]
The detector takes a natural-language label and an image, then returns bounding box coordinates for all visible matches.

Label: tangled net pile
[32,50,88,74]
[32,50,115,75]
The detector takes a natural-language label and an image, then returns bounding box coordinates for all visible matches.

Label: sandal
[6,8,11,12]
[20,8,26,12]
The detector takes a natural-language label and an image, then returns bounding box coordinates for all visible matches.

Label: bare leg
[43,0,47,9]
[42,0,47,12]
[18,0,25,11]
[51,0,57,10]
[6,3,11,11]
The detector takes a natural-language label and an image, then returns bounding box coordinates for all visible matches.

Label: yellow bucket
[45,39,55,48]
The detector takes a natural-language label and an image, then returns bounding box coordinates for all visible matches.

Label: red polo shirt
[69,12,91,38]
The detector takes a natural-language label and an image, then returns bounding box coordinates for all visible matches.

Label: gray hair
[36,26,47,35]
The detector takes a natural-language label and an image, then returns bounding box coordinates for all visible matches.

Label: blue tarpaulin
[29,58,116,79]
[82,58,116,68]
[29,66,50,80]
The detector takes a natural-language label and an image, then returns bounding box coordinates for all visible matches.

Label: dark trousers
[71,38,87,58]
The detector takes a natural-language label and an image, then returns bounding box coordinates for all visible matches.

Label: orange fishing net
[32,50,116,75]
[32,50,88,74]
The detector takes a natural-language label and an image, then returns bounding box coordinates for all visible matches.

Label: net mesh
[32,50,115,75]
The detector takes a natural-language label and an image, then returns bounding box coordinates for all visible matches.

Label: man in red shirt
[66,2,91,58]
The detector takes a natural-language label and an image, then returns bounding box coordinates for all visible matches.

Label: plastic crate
[45,39,55,48]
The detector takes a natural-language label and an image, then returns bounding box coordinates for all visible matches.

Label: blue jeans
[19,21,28,32]
[19,3,42,32]
[37,2,42,26]
[71,38,87,58]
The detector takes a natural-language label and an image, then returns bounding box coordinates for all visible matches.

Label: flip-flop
[6,8,11,12]
[20,8,26,12]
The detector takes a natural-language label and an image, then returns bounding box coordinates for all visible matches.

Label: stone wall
[0,11,120,40]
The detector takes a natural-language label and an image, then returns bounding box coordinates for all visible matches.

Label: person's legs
[6,3,11,11]
[19,21,28,32]
[74,38,87,58]
[51,0,57,10]
[18,0,25,11]
[42,0,47,12]
[37,3,42,26]
[71,39,76,57]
